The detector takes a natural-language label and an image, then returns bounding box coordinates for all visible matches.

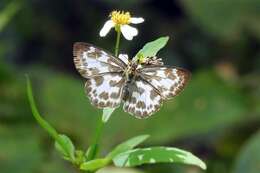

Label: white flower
[99,11,144,40]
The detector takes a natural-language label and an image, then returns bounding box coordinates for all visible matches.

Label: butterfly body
[74,42,190,118]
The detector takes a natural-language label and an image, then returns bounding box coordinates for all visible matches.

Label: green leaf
[232,130,260,173]
[113,147,206,170]
[107,135,150,159]
[136,36,169,59]
[80,158,110,171]
[55,134,75,161]
[96,167,145,173]
[102,108,116,123]
[74,150,86,165]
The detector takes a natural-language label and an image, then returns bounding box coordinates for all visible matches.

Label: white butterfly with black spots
[73,42,190,119]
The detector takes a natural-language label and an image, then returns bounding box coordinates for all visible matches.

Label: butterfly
[73,42,190,119]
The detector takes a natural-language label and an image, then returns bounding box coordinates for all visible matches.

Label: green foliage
[97,167,145,173]
[232,130,260,173]
[136,36,169,60]
[32,68,247,146]
[80,158,110,171]
[35,69,97,141]
[0,0,21,32]
[181,0,260,40]
[26,76,76,163]
[113,147,206,170]
[26,75,60,140]
[0,125,43,173]
[26,79,206,171]
[145,70,248,142]
[80,135,205,171]
[82,134,150,171]
[40,158,75,173]
[107,135,150,159]
[101,70,247,144]
[86,144,98,162]
[55,134,75,161]
[1,0,259,172]
[0,63,30,120]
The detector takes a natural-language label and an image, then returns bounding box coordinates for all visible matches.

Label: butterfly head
[125,60,138,74]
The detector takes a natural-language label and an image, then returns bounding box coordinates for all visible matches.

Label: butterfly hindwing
[139,66,190,100]
[73,42,127,78]
[85,73,126,108]
[123,79,163,118]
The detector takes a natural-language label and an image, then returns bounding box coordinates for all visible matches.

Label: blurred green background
[1,0,260,173]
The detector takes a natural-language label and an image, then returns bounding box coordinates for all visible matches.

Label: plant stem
[114,28,121,57]
[26,76,63,145]
[93,115,105,156]
[86,27,121,165]
[86,115,105,161]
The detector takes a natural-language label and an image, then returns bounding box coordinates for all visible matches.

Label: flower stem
[114,28,121,57]
[86,115,105,161]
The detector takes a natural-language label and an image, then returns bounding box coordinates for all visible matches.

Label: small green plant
[26,10,206,172]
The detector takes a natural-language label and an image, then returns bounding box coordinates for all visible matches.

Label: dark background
[1,0,260,173]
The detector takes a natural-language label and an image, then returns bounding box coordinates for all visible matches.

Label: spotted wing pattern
[74,42,190,117]
[73,42,128,108]
[85,73,126,108]
[139,66,190,100]
[73,42,126,78]
[123,79,163,118]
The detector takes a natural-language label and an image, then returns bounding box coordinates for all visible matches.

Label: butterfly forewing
[139,67,190,100]
[73,42,126,78]
[123,79,163,118]
[74,42,128,108]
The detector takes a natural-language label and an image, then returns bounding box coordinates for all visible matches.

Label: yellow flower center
[110,10,131,25]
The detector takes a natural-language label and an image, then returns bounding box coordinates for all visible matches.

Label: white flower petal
[121,25,138,40]
[99,20,115,37]
[118,54,129,64]
[130,17,144,24]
